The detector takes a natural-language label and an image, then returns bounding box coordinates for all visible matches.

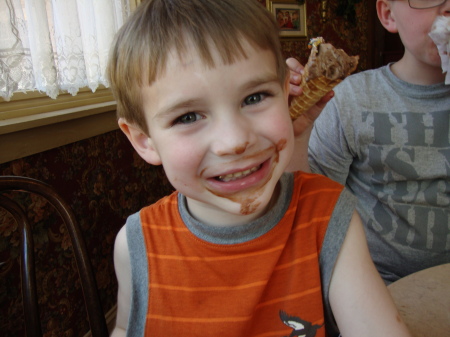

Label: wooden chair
[0,175,109,337]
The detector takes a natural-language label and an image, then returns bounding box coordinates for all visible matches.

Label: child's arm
[285,57,334,173]
[110,226,132,337]
[329,211,412,336]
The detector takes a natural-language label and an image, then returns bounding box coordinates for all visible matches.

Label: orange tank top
[140,172,344,336]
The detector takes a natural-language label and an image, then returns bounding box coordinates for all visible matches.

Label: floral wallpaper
[278,0,370,71]
[0,1,371,336]
[0,130,174,336]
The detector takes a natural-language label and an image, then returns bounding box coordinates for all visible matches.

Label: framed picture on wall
[267,0,307,38]
[257,0,267,7]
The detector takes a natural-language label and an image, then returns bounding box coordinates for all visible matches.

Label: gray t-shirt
[309,64,450,283]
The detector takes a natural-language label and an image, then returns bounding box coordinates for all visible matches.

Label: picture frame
[267,0,307,38]
[256,0,267,7]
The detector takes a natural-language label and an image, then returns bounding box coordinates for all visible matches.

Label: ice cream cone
[289,76,342,120]
[289,37,358,120]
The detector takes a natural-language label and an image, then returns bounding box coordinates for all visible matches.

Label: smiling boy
[132,39,292,224]
[107,1,411,336]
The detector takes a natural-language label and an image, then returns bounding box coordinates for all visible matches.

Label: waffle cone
[289,76,341,120]
[289,38,359,121]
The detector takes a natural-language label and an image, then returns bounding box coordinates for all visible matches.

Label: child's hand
[287,57,304,98]
[285,57,335,172]
[286,57,334,137]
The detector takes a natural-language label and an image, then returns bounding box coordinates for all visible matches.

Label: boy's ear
[118,118,162,165]
[377,0,398,33]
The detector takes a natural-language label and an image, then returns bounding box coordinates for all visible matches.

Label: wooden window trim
[0,88,119,164]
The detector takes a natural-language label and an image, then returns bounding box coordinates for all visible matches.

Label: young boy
[107,1,412,336]
[287,0,450,284]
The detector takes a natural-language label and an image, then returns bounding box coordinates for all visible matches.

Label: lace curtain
[0,0,131,100]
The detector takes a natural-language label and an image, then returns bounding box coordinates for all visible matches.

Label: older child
[108,0,412,336]
[287,0,450,284]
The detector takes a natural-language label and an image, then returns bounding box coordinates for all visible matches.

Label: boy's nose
[210,114,256,156]
[443,0,450,13]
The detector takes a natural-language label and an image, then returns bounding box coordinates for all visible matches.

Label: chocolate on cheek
[273,138,287,164]
[277,138,287,152]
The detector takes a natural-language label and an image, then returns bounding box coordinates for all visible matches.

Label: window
[1,0,131,100]
[0,0,142,163]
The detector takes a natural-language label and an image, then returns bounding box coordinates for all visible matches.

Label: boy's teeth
[218,166,259,182]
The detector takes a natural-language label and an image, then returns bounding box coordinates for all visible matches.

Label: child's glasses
[407,0,448,9]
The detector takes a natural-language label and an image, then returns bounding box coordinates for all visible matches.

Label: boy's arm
[329,211,412,336]
[110,226,132,337]
[285,57,334,173]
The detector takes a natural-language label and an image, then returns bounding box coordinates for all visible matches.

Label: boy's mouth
[216,165,261,182]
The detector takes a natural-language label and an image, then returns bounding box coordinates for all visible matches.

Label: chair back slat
[0,194,42,337]
[0,176,109,337]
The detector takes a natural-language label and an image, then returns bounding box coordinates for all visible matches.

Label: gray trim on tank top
[320,188,354,336]
[125,211,148,337]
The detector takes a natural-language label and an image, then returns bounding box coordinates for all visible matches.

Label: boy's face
[383,0,449,68]
[132,40,293,226]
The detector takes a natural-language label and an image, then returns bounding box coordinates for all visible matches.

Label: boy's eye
[243,92,267,106]
[174,112,203,125]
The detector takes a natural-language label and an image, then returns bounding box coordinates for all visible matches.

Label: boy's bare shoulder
[114,225,130,262]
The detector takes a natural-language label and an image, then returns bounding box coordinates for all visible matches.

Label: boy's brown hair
[107,0,287,135]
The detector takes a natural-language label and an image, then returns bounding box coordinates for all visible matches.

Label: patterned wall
[275,0,370,71]
[0,131,174,336]
[0,1,371,335]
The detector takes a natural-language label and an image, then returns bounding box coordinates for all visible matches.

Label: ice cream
[289,37,359,120]
[429,16,450,85]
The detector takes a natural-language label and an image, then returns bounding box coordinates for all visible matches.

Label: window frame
[0,88,118,164]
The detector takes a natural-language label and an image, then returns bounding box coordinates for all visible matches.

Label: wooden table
[388,263,450,337]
